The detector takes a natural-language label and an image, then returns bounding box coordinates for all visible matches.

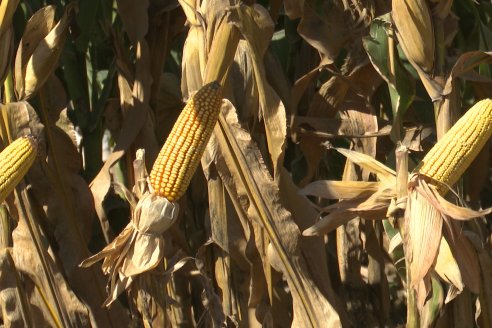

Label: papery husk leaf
[23,4,75,99]
[303,211,359,236]
[353,187,396,215]
[14,5,56,99]
[335,147,396,184]
[203,12,240,85]
[80,191,178,306]
[434,237,465,294]
[179,0,206,98]
[418,180,492,220]
[0,0,20,36]
[181,26,205,97]
[392,0,435,72]
[444,285,461,304]
[178,0,200,25]
[443,221,481,294]
[411,177,483,293]
[406,189,442,288]
[299,180,380,199]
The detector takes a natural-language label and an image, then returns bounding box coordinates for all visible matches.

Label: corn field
[1,0,492,327]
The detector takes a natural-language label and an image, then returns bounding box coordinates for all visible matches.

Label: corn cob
[150,81,222,201]
[0,136,37,202]
[417,99,492,193]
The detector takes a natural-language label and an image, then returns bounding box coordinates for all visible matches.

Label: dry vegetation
[1,0,492,327]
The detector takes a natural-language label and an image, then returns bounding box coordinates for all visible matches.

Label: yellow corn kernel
[417,99,492,193]
[0,136,37,202]
[149,81,222,201]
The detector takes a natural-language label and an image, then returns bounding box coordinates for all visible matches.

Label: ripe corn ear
[150,81,222,201]
[0,136,37,202]
[417,98,492,193]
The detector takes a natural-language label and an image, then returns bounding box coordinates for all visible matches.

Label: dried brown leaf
[227,4,287,178]
[335,147,396,184]
[303,211,359,236]
[22,4,75,99]
[116,0,149,44]
[14,5,56,100]
[298,3,347,65]
[299,180,380,199]
[12,191,92,327]
[0,248,32,327]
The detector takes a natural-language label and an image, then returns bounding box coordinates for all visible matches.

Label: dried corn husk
[14,4,75,100]
[80,150,179,306]
[392,0,434,72]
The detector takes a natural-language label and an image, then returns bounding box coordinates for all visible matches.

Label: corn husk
[392,0,434,72]
[80,150,179,306]
[14,4,75,100]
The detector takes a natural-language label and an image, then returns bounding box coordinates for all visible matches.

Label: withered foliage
[0,0,492,327]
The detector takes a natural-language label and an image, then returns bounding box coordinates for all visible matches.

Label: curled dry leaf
[0,0,20,36]
[15,4,75,100]
[300,180,380,199]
